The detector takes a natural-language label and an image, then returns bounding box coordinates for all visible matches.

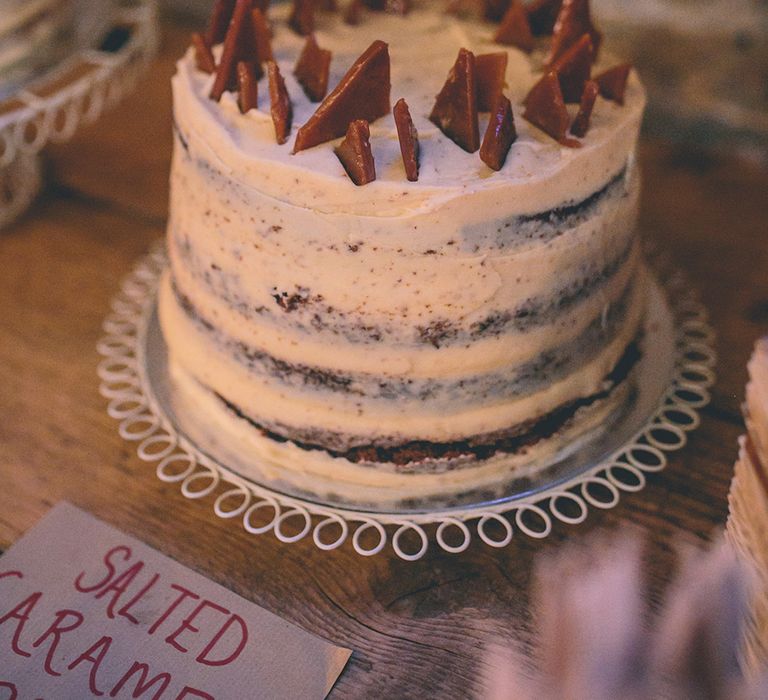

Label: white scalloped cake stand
[98,243,716,561]
[0,0,158,229]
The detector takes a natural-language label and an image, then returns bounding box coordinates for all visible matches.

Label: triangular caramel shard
[206,0,236,45]
[289,0,315,35]
[476,52,508,112]
[480,94,517,170]
[210,0,257,101]
[570,79,597,137]
[293,40,391,153]
[294,34,332,102]
[267,60,293,144]
[191,32,216,74]
[494,1,534,53]
[484,0,510,22]
[335,120,376,186]
[344,0,363,24]
[551,33,593,103]
[251,8,273,64]
[429,48,480,153]
[393,98,419,181]
[523,71,579,146]
[546,0,602,66]
[595,63,631,105]
[237,61,259,112]
[526,0,561,36]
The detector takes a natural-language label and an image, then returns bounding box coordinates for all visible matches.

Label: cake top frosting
[174,1,645,215]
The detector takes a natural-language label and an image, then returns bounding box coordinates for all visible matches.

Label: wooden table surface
[3,20,768,698]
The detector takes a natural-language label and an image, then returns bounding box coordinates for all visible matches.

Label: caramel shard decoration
[237,61,259,112]
[206,0,236,45]
[546,0,601,66]
[570,78,597,137]
[293,40,391,153]
[484,0,510,22]
[526,0,562,35]
[393,98,419,181]
[251,8,273,64]
[294,34,332,102]
[344,0,363,24]
[494,0,534,53]
[429,48,480,153]
[475,52,508,112]
[551,33,593,103]
[480,94,516,170]
[210,0,257,101]
[191,32,216,74]
[289,0,315,35]
[335,119,376,186]
[595,63,631,105]
[523,71,579,146]
[267,60,293,144]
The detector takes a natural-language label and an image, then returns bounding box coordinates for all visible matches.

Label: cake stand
[0,0,158,230]
[98,243,716,560]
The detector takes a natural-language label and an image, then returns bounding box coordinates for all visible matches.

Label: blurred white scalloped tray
[0,0,158,229]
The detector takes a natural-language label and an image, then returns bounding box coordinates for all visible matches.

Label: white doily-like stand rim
[98,243,716,561]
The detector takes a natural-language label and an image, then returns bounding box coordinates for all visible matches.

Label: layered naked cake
[160,0,647,505]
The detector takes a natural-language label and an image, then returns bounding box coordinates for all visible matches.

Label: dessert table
[2,19,767,697]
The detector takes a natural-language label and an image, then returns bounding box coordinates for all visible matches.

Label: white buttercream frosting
[173,5,644,214]
[161,2,648,496]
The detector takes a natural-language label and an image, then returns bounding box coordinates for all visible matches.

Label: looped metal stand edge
[97,242,716,561]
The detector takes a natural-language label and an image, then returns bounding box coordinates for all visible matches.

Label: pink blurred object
[484,531,767,699]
